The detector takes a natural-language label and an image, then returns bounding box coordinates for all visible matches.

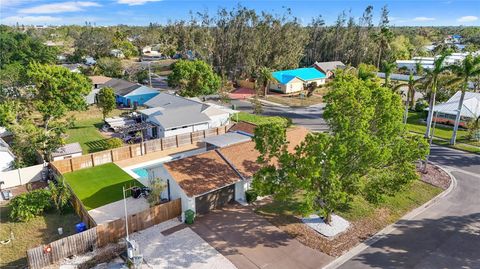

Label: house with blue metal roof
[270,67,326,94]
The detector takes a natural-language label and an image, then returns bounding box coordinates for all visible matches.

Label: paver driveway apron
[191,203,333,269]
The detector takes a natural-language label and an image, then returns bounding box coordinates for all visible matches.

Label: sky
[0,0,479,26]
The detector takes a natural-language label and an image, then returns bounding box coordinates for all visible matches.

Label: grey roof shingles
[52,142,82,157]
[313,61,346,72]
[103,78,141,96]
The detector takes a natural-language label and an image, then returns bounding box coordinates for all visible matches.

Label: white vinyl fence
[0,163,46,189]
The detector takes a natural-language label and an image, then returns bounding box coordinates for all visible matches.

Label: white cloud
[413,17,436,22]
[19,1,101,14]
[116,0,162,6]
[2,15,62,25]
[457,16,478,23]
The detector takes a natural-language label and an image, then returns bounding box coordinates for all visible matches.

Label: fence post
[129,146,133,157]
[190,133,193,144]
[203,130,206,138]
[160,138,163,151]
[216,127,219,135]
[175,135,179,147]
[110,150,114,162]
[91,154,95,167]
[143,142,147,155]
[69,158,74,172]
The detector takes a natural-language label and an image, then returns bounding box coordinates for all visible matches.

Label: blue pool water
[132,167,149,179]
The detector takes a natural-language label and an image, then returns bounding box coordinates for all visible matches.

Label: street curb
[247,97,290,108]
[322,164,457,269]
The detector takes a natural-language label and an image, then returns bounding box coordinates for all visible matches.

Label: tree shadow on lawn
[346,213,480,269]
[81,180,144,210]
[85,139,110,153]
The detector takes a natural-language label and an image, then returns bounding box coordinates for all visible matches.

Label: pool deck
[114,142,204,168]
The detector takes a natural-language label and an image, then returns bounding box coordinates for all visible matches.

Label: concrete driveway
[191,204,333,269]
[336,146,480,269]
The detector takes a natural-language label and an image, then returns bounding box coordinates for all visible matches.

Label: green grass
[66,107,124,154]
[233,112,291,127]
[257,180,442,225]
[0,205,80,268]
[64,163,143,210]
[66,118,109,154]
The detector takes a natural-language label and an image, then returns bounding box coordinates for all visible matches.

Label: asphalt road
[337,146,480,269]
[229,99,329,132]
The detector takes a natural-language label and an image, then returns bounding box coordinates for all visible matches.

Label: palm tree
[446,55,480,145]
[419,53,450,138]
[393,72,422,124]
[381,60,396,87]
[257,67,274,97]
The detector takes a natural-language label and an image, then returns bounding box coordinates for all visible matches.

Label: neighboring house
[270,68,327,94]
[103,78,159,107]
[85,57,96,66]
[139,93,233,138]
[0,138,15,172]
[60,63,85,73]
[428,91,480,128]
[51,142,83,161]
[396,52,480,73]
[110,49,125,59]
[85,76,113,105]
[152,126,309,215]
[312,61,346,78]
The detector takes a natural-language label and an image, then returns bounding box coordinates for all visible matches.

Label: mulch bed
[419,164,451,190]
[254,164,452,257]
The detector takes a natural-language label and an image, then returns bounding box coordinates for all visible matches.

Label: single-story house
[150,126,309,215]
[139,93,233,138]
[428,91,480,128]
[270,67,326,94]
[103,78,159,107]
[0,138,15,172]
[85,76,113,105]
[51,142,83,161]
[376,72,424,103]
[110,49,125,59]
[312,61,346,78]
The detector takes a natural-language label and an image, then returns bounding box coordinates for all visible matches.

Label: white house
[270,67,327,94]
[139,93,233,138]
[0,138,15,172]
[110,49,125,59]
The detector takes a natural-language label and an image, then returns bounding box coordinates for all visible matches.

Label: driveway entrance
[191,204,333,269]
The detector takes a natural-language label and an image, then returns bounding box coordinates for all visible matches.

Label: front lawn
[264,94,323,107]
[0,205,80,268]
[256,179,442,256]
[233,112,291,127]
[64,163,143,210]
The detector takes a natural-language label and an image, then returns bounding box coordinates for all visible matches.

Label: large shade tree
[252,71,428,224]
[167,60,221,97]
[446,55,480,145]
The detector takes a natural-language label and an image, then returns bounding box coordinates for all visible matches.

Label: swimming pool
[132,167,150,179]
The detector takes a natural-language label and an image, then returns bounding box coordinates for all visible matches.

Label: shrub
[49,179,72,214]
[106,138,123,149]
[245,189,258,203]
[9,189,52,222]
[415,100,429,112]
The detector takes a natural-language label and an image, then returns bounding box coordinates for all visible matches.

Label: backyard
[66,107,124,154]
[64,163,143,210]
[256,177,443,256]
[0,205,80,268]
[406,111,480,153]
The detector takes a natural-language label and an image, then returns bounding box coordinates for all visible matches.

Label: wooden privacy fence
[26,199,181,269]
[27,228,97,269]
[97,198,181,247]
[67,183,97,228]
[52,125,230,174]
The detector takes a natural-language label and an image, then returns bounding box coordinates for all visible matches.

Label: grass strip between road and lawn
[233,111,291,127]
[64,163,144,210]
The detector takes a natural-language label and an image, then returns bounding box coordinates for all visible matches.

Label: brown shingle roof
[219,126,310,178]
[163,150,241,197]
[229,121,257,135]
[89,76,112,85]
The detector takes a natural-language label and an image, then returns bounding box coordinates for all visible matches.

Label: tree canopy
[252,71,428,223]
[167,60,221,97]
